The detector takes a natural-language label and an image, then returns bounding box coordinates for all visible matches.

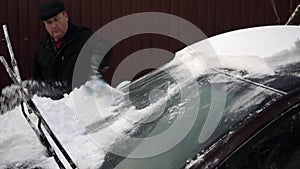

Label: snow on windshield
[0,55,278,168]
[1,26,299,169]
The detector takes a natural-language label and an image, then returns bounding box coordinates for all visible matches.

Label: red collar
[54,39,63,49]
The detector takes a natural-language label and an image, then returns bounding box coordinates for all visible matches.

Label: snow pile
[0,77,181,168]
[266,38,300,68]
[0,78,126,168]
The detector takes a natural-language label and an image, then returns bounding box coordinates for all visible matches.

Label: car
[1,25,300,169]
[97,25,300,169]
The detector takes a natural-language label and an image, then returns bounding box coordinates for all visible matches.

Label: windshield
[99,35,300,169]
[97,54,283,169]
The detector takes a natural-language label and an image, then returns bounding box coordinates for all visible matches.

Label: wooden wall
[0,0,299,89]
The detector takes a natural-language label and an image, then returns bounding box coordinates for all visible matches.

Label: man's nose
[51,22,58,29]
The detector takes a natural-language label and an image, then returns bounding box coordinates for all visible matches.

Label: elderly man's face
[43,12,68,41]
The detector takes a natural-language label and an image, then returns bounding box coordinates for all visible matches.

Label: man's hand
[0,80,69,114]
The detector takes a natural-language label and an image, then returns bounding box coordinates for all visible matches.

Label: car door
[218,98,300,169]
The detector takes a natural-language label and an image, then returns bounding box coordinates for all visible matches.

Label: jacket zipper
[45,39,73,60]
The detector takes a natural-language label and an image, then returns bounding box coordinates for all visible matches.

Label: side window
[219,109,300,169]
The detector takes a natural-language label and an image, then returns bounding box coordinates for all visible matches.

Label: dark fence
[0,0,299,89]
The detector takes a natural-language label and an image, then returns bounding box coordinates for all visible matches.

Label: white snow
[207,25,300,57]
[0,25,299,169]
[0,77,182,168]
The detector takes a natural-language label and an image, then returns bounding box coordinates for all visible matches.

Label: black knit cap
[39,0,65,20]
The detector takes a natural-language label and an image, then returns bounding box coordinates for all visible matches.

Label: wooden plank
[224,0,234,32]
[0,0,13,87]
[196,0,208,36]
[0,0,8,56]
[81,0,92,27]
[214,0,226,34]
[18,0,30,78]
[102,0,113,26]
[121,0,133,67]
[169,0,180,52]
[91,0,102,30]
[205,0,215,37]
[131,0,142,53]
[160,0,170,52]
[28,0,41,77]
[70,0,82,25]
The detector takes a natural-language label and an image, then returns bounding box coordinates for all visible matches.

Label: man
[33,0,110,99]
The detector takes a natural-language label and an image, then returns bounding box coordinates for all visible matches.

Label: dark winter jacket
[33,22,111,98]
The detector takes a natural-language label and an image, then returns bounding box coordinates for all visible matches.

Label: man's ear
[63,11,69,21]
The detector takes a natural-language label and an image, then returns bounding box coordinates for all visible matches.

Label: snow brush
[286,4,300,25]
[0,25,78,169]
